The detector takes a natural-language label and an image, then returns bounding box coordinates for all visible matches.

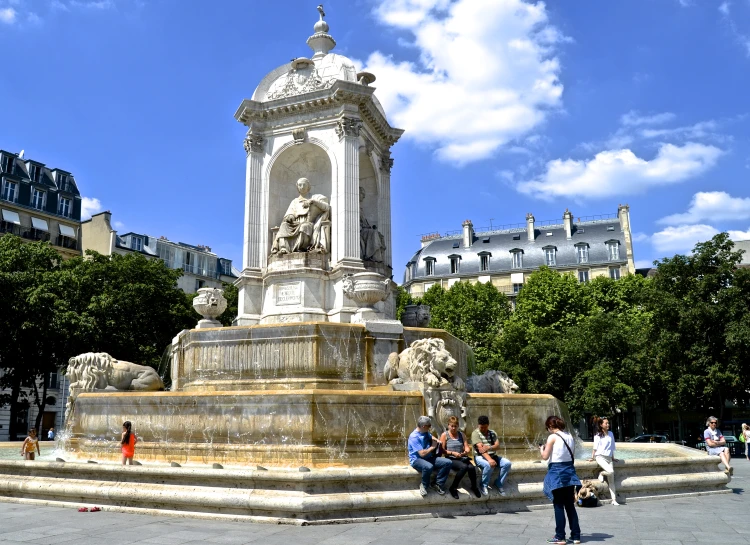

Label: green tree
[649,233,750,433]
[420,281,511,373]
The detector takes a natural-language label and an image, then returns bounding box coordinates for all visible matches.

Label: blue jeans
[411,455,452,488]
[474,453,512,489]
[552,485,580,541]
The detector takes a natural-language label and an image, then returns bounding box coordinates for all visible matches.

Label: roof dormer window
[424,257,436,276]
[479,252,491,272]
[510,249,523,269]
[131,236,143,252]
[575,243,589,264]
[543,246,557,266]
[29,164,43,183]
[448,254,461,274]
[1,154,14,174]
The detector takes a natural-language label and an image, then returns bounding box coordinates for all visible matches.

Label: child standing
[21,428,41,460]
[121,421,137,465]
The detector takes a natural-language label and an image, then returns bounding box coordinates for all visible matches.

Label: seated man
[408,415,452,497]
[471,415,512,496]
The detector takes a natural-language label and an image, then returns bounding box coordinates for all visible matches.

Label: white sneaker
[612,500,620,506]
[496,487,506,497]
[598,472,605,482]
[419,484,427,497]
[481,486,489,496]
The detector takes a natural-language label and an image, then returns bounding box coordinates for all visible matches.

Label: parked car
[628,434,668,443]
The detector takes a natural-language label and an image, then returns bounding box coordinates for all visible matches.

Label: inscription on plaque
[276,282,301,306]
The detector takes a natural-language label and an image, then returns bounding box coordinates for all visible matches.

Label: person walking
[587,416,620,506]
[121,421,137,466]
[704,416,732,476]
[439,416,482,499]
[540,415,582,545]
[741,423,749,461]
[20,428,41,461]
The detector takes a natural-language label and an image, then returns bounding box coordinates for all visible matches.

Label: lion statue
[65,352,164,417]
[384,338,464,391]
[465,370,519,394]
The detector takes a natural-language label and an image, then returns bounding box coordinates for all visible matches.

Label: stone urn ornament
[342,271,390,323]
[192,287,228,329]
[401,304,431,328]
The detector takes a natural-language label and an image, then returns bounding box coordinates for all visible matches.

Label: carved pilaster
[335,117,362,140]
[243,132,265,155]
[379,150,393,174]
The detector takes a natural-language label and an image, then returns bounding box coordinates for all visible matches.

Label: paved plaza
[0,459,747,545]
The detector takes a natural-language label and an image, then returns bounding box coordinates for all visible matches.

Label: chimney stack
[563,209,573,240]
[526,213,535,242]
[420,233,440,248]
[462,219,474,248]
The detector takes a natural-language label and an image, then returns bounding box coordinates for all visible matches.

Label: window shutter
[71,198,81,220]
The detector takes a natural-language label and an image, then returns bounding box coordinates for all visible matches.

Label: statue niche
[359,187,386,263]
[271,177,330,255]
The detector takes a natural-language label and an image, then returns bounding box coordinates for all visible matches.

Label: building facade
[81,211,237,293]
[0,370,70,442]
[402,205,636,299]
[0,149,82,258]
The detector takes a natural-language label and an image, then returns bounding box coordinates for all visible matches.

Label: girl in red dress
[121,421,137,465]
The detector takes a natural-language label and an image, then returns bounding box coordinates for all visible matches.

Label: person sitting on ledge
[471,415,512,496]
[408,415,452,497]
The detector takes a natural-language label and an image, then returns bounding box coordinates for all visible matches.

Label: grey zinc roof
[404,220,627,283]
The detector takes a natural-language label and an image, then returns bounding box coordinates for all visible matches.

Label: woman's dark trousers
[552,485,581,541]
[448,459,477,491]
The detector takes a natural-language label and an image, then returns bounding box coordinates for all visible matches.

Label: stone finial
[193,288,228,329]
[307,4,336,58]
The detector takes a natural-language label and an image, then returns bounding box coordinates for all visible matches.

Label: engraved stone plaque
[276,282,302,306]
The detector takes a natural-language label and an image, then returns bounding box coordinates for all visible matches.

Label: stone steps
[0,452,731,523]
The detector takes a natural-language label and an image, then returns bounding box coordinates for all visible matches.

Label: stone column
[235,131,266,325]
[242,131,266,269]
[335,116,363,268]
[378,149,393,270]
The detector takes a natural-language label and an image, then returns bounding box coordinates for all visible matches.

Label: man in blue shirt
[408,416,452,497]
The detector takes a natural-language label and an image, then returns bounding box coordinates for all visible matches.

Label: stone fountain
[0,7,729,523]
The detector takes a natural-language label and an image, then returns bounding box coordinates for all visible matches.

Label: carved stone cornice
[243,133,265,155]
[379,151,394,174]
[335,117,362,140]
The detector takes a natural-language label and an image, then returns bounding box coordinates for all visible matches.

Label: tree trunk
[676,411,683,443]
[32,374,48,436]
[6,374,21,440]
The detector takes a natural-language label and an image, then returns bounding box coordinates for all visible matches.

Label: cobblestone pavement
[0,460,747,545]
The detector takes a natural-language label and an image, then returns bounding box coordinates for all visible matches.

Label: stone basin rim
[74,390,562,399]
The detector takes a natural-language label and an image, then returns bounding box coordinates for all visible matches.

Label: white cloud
[729,227,750,240]
[659,191,750,225]
[651,224,720,254]
[81,197,103,220]
[27,12,41,24]
[516,142,723,200]
[620,111,676,127]
[719,2,731,15]
[632,232,649,242]
[640,120,719,140]
[69,0,114,8]
[0,7,17,23]
[364,0,566,163]
[113,220,125,230]
[50,0,70,10]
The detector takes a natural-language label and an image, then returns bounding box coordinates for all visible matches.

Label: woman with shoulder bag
[439,416,482,499]
[540,415,582,545]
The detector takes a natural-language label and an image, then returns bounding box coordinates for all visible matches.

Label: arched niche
[268,143,333,244]
[359,150,379,228]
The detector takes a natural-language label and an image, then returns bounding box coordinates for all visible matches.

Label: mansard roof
[404,218,627,283]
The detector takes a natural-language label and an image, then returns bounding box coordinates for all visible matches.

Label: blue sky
[1,0,749,274]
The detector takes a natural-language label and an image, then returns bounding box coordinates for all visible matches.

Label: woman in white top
[587,416,619,506]
[742,423,749,461]
[540,415,581,545]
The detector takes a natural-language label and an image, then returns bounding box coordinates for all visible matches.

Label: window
[31,188,45,210]
[609,267,621,280]
[425,259,435,276]
[607,225,615,231]
[450,256,460,274]
[46,372,59,390]
[195,279,206,291]
[219,259,232,276]
[158,243,176,269]
[184,251,194,273]
[512,234,521,241]
[576,244,589,264]
[58,196,71,217]
[196,254,208,276]
[411,262,417,280]
[607,241,620,261]
[1,154,14,174]
[511,251,523,269]
[513,283,522,294]
[29,164,43,183]
[545,247,556,266]
[130,236,143,251]
[452,241,460,248]
[57,173,69,191]
[1,180,17,202]
[480,254,490,272]
[578,270,589,283]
